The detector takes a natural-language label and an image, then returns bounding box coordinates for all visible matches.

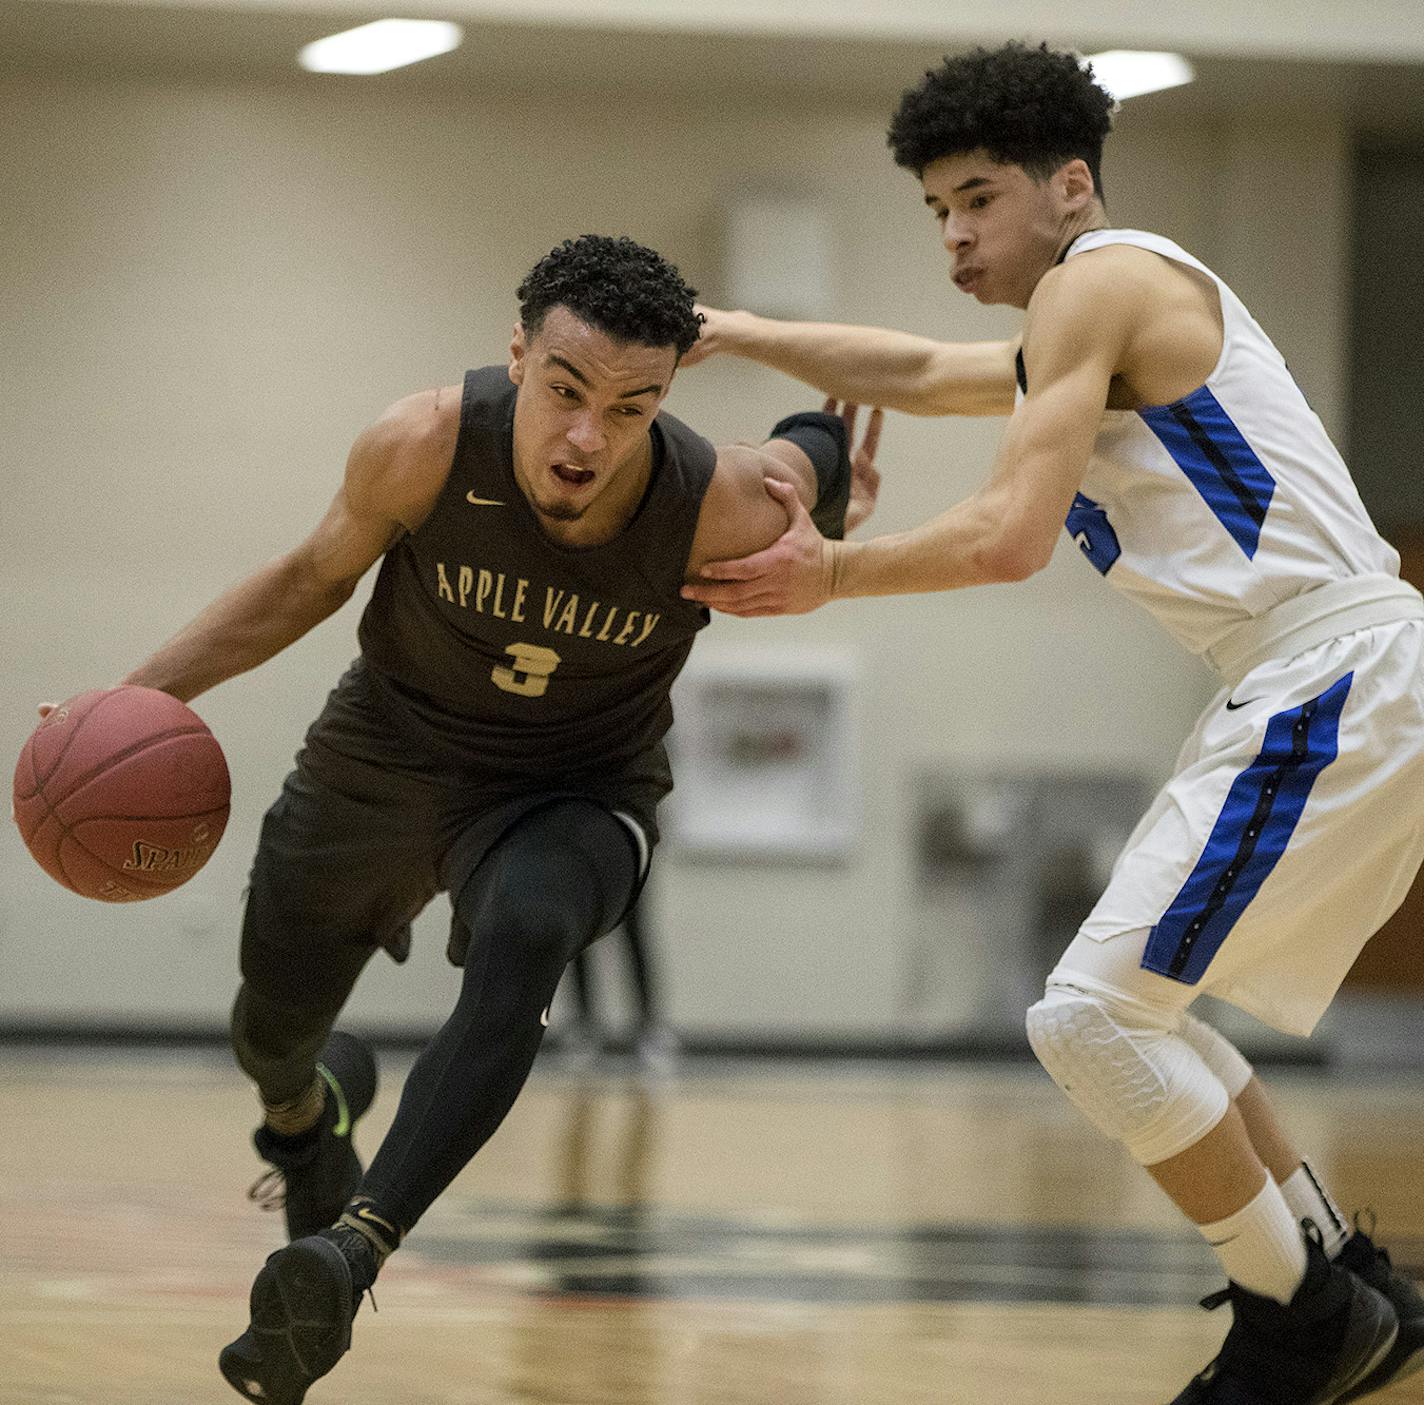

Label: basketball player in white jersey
[683,42,1424,1405]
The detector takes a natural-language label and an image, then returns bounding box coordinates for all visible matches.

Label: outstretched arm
[684,306,1018,418]
[120,388,459,702]
[682,259,1133,614]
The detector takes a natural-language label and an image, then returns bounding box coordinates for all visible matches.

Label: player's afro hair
[517,234,704,360]
[888,42,1115,192]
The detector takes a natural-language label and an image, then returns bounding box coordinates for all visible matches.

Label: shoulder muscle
[345,385,462,532]
[1022,252,1145,386]
[286,385,461,593]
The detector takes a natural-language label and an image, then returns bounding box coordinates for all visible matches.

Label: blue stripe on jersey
[1141,672,1353,986]
[1140,386,1276,559]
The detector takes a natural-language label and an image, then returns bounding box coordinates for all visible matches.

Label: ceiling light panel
[1085,50,1195,102]
[299,19,464,76]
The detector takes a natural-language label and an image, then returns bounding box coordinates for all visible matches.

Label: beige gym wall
[0,61,1352,1037]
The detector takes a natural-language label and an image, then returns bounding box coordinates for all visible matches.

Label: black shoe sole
[218,1237,354,1405]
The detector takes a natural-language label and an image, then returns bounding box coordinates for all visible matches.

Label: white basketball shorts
[1073,618,1424,1035]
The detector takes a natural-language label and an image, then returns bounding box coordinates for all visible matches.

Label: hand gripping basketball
[12,685,231,901]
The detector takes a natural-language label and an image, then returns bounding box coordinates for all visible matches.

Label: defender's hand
[681,305,738,368]
[823,399,883,535]
[682,479,837,616]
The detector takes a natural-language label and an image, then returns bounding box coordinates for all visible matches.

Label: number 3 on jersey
[492,642,562,698]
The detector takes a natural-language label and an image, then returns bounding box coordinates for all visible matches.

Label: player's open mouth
[953,267,981,292]
[552,463,595,487]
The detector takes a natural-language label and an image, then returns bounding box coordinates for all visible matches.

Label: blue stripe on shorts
[1141,672,1353,985]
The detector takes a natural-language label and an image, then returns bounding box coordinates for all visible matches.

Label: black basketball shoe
[1169,1228,1398,1405]
[249,1031,378,1241]
[1335,1222,1424,1402]
[218,1224,380,1405]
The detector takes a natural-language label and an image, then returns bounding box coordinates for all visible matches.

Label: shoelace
[326,1227,382,1315]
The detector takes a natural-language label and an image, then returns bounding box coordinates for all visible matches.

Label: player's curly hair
[888,42,1115,193]
[517,234,704,360]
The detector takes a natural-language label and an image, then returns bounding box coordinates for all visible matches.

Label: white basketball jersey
[1045,229,1399,657]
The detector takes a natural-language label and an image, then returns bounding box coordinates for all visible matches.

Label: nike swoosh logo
[1224,698,1260,711]
[466,491,505,507]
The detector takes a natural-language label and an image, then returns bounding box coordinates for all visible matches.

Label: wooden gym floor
[2,1047,1421,1404]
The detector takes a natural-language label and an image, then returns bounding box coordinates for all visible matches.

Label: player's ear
[1060,158,1096,211]
[508,321,527,386]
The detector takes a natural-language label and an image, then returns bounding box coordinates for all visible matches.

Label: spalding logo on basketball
[12,685,231,902]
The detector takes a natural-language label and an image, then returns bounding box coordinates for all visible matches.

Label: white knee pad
[1178,1012,1254,1100]
[1025,979,1230,1166]
[1173,1013,1253,1104]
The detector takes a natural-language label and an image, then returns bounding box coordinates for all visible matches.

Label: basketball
[12,685,231,902]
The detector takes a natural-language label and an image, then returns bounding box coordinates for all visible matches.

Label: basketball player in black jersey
[111,234,882,1404]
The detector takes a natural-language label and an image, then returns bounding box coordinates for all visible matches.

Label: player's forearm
[121,556,356,701]
[713,311,1005,416]
[828,497,1047,598]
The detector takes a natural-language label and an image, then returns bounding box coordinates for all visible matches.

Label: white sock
[1198,1176,1308,1304]
[1280,1162,1350,1259]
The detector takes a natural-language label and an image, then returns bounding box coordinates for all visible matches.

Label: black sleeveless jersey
[357,367,715,782]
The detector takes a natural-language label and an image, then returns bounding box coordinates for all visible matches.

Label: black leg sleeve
[358,799,640,1234]
[231,823,388,1106]
[230,984,348,1107]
